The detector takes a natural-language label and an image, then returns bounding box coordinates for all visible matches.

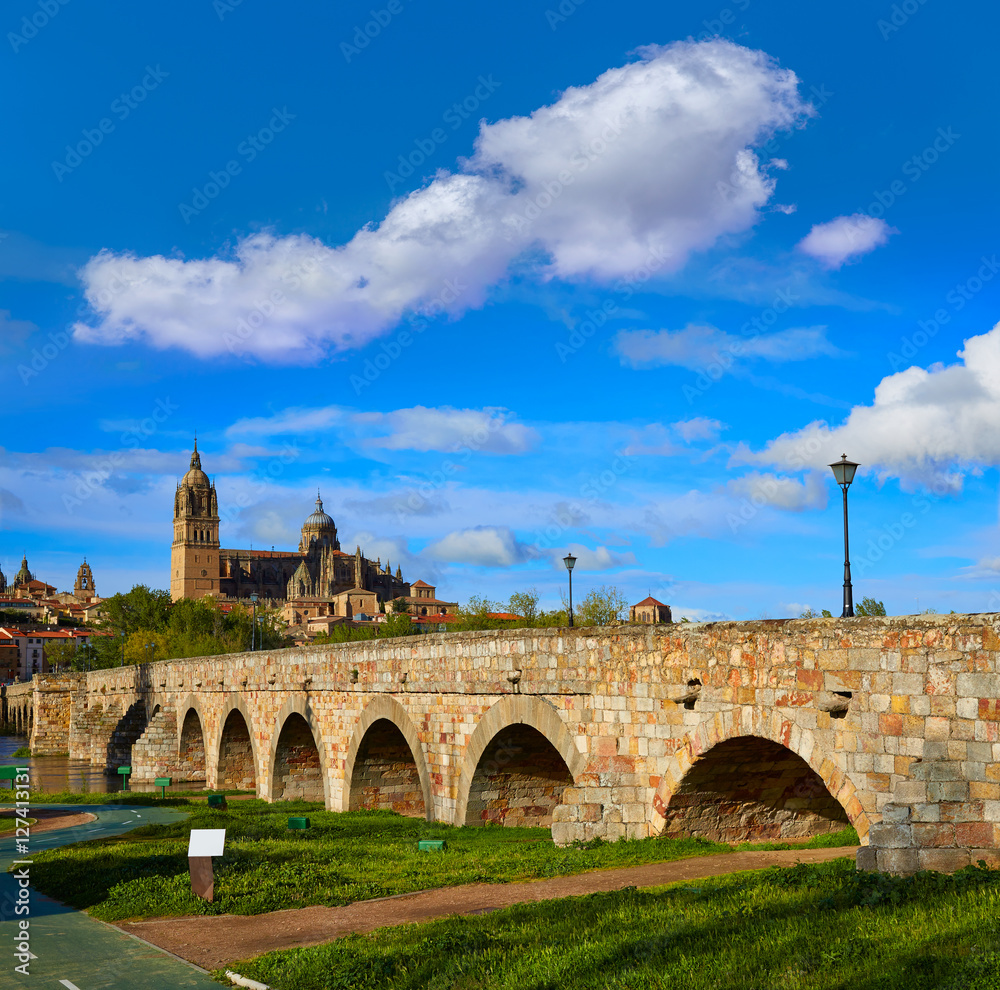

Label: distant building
[171,441,456,620]
[630,596,672,624]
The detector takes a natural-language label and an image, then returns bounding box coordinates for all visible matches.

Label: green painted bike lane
[2,804,223,988]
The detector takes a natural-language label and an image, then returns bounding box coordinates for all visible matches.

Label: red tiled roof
[633,596,666,608]
[411,580,432,588]
[487,612,523,621]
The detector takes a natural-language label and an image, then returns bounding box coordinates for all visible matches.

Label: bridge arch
[177,705,207,781]
[342,697,432,818]
[651,710,869,842]
[456,696,585,828]
[267,698,330,805]
[216,696,259,793]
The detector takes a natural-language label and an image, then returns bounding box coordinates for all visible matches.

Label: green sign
[417,839,447,852]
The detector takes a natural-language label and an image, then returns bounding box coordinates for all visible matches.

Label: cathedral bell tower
[171,440,221,601]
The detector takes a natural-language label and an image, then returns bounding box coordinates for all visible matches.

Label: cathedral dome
[302,494,335,531]
[182,441,211,487]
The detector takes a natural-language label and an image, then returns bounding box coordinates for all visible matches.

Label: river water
[0,735,205,794]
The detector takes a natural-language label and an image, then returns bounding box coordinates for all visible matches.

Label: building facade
[630,596,672,623]
[171,442,451,618]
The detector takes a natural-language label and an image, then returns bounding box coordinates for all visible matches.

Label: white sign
[187,828,226,857]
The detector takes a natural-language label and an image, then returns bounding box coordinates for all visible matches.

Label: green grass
[223,859,1000,990]
[23,802,761,921]
[10,745,31,758]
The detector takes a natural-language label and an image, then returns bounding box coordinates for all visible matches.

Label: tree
[855,597,887,617]
[822,609,833,618]
[381,612,416,638]
[100,585,170,634]
[508,589,539,623]
[576,585,628,626]
[389,597,410,614]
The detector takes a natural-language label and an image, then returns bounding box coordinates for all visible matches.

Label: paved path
[123,844,859,971]
[1,802,220,989]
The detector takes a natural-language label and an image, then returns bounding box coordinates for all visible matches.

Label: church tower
[171,440,221,601]
[74,558,97,602]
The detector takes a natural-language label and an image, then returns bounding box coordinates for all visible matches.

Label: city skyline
[3,1,1000,618]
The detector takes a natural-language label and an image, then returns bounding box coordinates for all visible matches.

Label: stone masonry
[12,614,1000,874]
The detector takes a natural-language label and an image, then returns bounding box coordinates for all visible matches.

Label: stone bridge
[6,615,1000,874]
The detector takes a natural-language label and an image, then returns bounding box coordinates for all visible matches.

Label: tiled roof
[487,612,524,621]
[411,580,432,588]
[633,596,666,608]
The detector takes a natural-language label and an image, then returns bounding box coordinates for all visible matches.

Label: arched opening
[178,708,206,780]
[349,718,425,816]
[660,736,850,842]
[272,712,323,802]
[218,709,256,790]
[105,700,149,773]
[465,724,573,828]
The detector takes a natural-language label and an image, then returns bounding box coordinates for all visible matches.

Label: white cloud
[358,406,538,454]
[673,417,727,442]
[227,403,537,455]
[726,471,828,511]
[227,406,347,437]
[0,310,39,354]
[72,40,809,363]
[561,543,637,570]
[736,322,1000,488]
[424,526,530,567]
[614,323,841,370]
[797,214,896,269]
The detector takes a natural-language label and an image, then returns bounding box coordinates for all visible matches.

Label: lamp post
[250,594,258,651]
[563,553,577,627]
[829,453,860,618]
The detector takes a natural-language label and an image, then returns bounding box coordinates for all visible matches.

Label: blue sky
[3,0,1000,618]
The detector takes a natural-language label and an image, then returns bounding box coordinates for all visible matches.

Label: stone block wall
[28,614,1000,873]
[349,718,425,816]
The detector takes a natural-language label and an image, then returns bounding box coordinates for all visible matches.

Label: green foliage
[100,585,171,633]
[508,589,539,623]
[389,597,410,614]
[228,857,1000,990]
[577,585,628,625]
[28,803,740,922]
[855,597,888,617]
[821,609,833,617]
[11,745,31,757]
[89,586,288,663]
[313,624,376,645]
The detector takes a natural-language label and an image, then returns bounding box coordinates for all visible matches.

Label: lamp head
[829,453,859,488]
[562,553,577,572]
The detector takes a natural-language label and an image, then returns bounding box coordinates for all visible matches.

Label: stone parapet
[13,614,1000,872]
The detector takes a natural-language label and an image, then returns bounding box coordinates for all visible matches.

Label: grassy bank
[23,801,855,921]
[226,858,1000,990]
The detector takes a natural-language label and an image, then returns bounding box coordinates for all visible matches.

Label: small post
[117,765,132,791]
[155,776,172,798]
[188,828,226,902]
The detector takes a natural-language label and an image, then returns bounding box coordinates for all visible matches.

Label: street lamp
[829,453,860,618]
[250,594,258,651]
[563,553,577,627]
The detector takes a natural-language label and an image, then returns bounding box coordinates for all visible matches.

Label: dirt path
[0,808,97,834]
[120,844,858,970]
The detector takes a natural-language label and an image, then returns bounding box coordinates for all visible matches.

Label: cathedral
[170,442,435,617]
